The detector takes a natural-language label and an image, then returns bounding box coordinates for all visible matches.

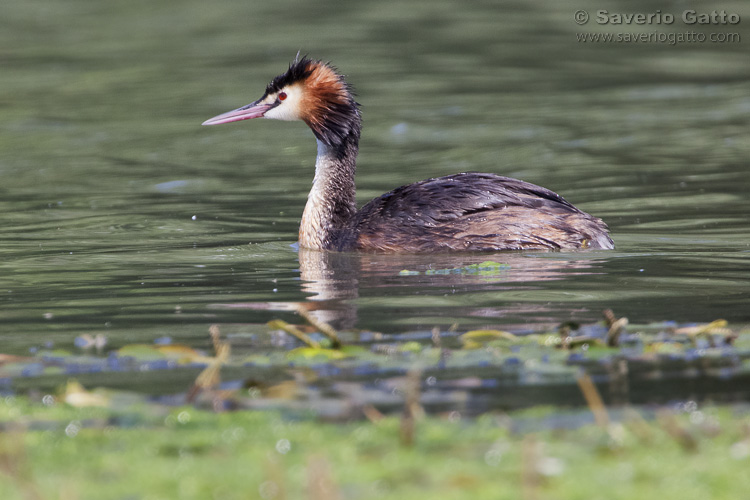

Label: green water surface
[2,0,749,361]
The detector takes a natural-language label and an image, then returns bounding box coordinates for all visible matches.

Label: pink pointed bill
[202,100,273,126]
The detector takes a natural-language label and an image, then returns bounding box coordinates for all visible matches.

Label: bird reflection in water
[296,248,606,332]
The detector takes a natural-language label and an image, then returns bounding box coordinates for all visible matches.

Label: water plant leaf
[460,329,518,349]
[287,348,347,361]
[63,380,111,408]
[340,346,367,356]
[398,261,510,277]
[155,345,209,363]
[562,336,604,349]
[398,341,423,353]
[675,319,730,337]
[398,269,420,276]
[464,260,511,275]
[264,380,299,399]
[645,342,684,354]
[117,345,168,360]
[118,344,207,363]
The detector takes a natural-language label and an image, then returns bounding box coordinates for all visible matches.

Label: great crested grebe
[202,56,614,252]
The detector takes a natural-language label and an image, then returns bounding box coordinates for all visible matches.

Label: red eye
[278,92,287,101]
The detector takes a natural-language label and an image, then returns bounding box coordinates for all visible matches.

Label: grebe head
[202,56,360,147]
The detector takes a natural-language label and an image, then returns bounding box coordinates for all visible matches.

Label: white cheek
[263,86,303,121]
[264,105,298,121]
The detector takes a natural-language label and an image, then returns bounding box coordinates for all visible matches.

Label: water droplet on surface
[484,448,503,466]
[689,410,705,425]
[275,438,291,455]
[390,122,409,136]
[730,441,750,460]
[536,456,565,477]
[258,481,280,499]
[65,421,81,438]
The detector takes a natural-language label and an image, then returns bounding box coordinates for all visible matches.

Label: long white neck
[298,138,358,250]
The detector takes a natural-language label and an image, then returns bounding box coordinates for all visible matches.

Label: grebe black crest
[203,56,614,253]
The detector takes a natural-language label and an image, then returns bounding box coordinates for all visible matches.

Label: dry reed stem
[400,368,423,447]
[267,319,320,348]
[431,326,442,348]
[296,309,342,348]
[657,410,698,452]
[576,372,610,428]
[188,325,231,403]
[603,309,628,347]
[362,404,385,423]
[307,455,341,500]
[0,431,42,500]
[623,408,654,443]
[264,456,287,500]
[520,435,539,500]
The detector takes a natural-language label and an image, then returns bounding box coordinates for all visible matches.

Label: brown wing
[333,172,613,252]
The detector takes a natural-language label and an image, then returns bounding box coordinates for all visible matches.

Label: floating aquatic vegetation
[461,329,518,342]
[117,344,208,363]
[286,347,348,361]
[398,260,511,277]
[0,314,747,419]
[63,380,110,408]
[674,319,734,346]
